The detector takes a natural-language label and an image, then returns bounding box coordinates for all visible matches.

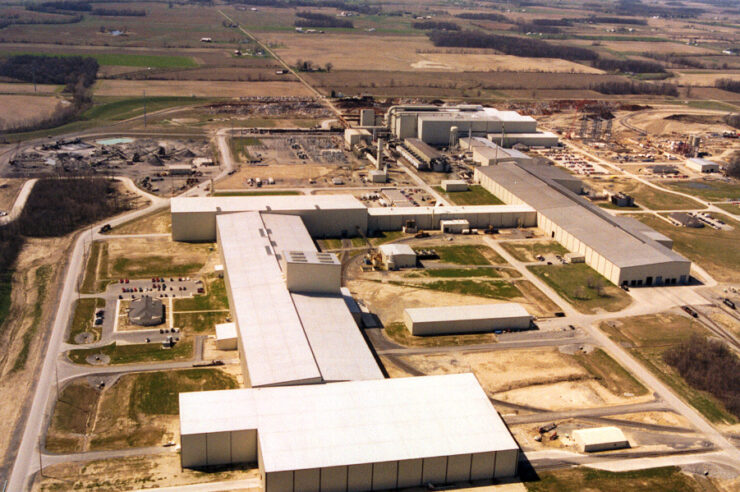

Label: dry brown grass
[94,79,313,97]
[0,82,60,94]
[0,95,63,130]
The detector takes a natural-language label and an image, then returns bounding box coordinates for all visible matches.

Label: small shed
[369,169,388,183]
[686,158,719,173]
[378,243,417,269]
[441,179,468,192]
[573,427,629,453]
[215,322,238,350]
[128,296,164,326]
[440,219,470,234]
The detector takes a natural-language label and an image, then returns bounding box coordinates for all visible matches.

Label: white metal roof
[179,373,519,472]
[291,293,383,382]
[218,212,321,387]
[215,322,237,341]
[573,426,628,445]
[367,204,535,217]
[405,303,531,324]
[260,213,316,256]
[379,243,416,257]
[441,179,468,186]
[171,195,366,214]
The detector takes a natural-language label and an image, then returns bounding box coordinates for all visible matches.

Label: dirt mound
[664,113,724,124]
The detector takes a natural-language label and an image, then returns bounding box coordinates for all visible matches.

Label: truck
[724,298,736,310]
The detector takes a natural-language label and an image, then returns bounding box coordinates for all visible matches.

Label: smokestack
[377,138,383,170]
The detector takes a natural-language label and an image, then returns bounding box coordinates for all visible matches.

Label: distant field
[673,71,740,86]
[94,80,313,97]
[83,96,211,121]
[0,94,62,131]
[661,179,740,202]
[0,82,60,95]
[0,51,197,68]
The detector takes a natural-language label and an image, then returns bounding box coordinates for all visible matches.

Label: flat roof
[573,426,628,444]
[171,195,366,214]
[367,204,536,217]
[215,322,237,341]
[379,243,416,256]
[477,164,689,269]
[487,131,559,139]
[405,303,530,324]
[217,211,380,387]
[688,157,719,166]
[180,373,519,472]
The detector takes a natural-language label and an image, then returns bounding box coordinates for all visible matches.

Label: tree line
[427,30,598,61]
[0,54,98,88]
[593,58,665,73]
[590,81,678,96]
[27,1,92,13]
[91,8,146,16]
[295,11,353,29]
[413,21,459,31]
[716,78,740,94]
[455,12,507,22]
[230,0,379,15]
[663,335,740,419]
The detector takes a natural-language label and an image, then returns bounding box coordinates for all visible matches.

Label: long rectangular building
[179,373,520,490]
[404,303,532,336]
[476,163,691,287]
[217,212,382,387]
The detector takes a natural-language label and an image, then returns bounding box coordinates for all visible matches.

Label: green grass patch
[528,263,631,314]
[525,466,706,492]
[662,180,740,202]
[318,238,343,250]
[634,213,740,283]
[434,185,504,206]
[173,311,229,334]
[173,276,228,311]
[433,245,495,265]
[0,51,197,68]
[715,202,740,215]
[571,348,647,397]
[130,369,237,416]
[501,241,569,262]
[83,96,208,122]
[384,321,496,348]
[688,100,739,111]
[393,279,522,300]
[228,136,261,161]
[111,256,204,278]
[421,267,502,278]
[81,241,102,294]
[601,313,737,424]
[213,190,301,196]
[368,230,405,246]
[68,298,106,344]
[67,339,193,365]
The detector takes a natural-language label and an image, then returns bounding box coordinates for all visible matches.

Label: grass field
[715,202,740,215]
[111,255,205,279]
[368,230,405,246]
[501,241,569,262]
[173,311,229,334]
[594,178,705,210]
[83,96,208,122]
[67,339,193,365]
[528,263,631,314]
[571,348,647,397]
[434,185,504,206]
[228,136,261,162]
[524,466,708,492]
[601,313,737,424]
[392,279,522,300]
[173,276,228,311]
[213,190,301,196]
[433,245,502,265]
[384,321,496,348]
[107,208,171,235]
[662,180,740,202]
[634,213,740,282]
[420,267,503,279]
[67,298,106,343]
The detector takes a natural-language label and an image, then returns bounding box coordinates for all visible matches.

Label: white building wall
[320,466,347,492]
[470,452,495,480]
[397,459,423,488]
[348,464,372,491]
[494,449,519,477]
[372,461,397,490]
[295,468,320,492]
[422,456,447,483]
[447,454,472,482]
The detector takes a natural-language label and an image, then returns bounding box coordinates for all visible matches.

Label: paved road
[504,400,669,425]
[0,178,36,225]
[377,333,590,356]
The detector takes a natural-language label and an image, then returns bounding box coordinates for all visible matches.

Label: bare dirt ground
[388,348,652,411]
[609,411,691,428]
[0,178,25,212]
[107,209,171,235]
[673,71,740,86]
[626,111,737,135]
[0,95,63,131]
[31,453,260,492]
[216,164,336,188]
[103,237,216,279]
[411,53,601,73]
[0,236,73,479]
[0,83,60,95]
[93,80,313,97]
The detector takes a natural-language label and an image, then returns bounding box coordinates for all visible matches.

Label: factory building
[686,157,720,173]
[476,163,691,287]
[460,137,533,166]
[379,243,417,269]
[441,179,468,192]
[172,196,538,241]
[179,373,520,489]
[440,219,470,234]
[217,211,382,387]
[403,138,448,172]
[386,105,557,147]
[215,322,238,350]
[486,132,559,148]
[573,427,629,453]
[404,303,532,336]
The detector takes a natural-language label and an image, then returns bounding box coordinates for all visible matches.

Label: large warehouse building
[476,163,692,287]
[386,105,558,147]
[180,373,520,490]
[404,303,532,336]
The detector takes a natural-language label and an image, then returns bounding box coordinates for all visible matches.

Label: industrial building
[441,179,468,192]
[171,196,537,242]
[460,137,533,166]
[217,211,382,387]
[215,322,238,350]
[404,303,532,336]
[573,427,629,453]
[476,162,691,287]
[686,157,720,173]
[403,138,448,172]
[128,296,164,326]
[179,373,520,489]
[440,219,469,234]
[378,243,417,269]
[386,105,558,147]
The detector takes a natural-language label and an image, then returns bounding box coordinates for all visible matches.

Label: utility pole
[143,90,147,127]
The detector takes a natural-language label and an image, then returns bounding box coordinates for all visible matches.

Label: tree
[725,152,740,179]
[325,62,333,73]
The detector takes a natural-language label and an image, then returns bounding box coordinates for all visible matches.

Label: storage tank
[450,126,459,148]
